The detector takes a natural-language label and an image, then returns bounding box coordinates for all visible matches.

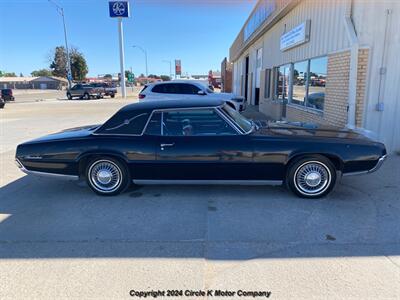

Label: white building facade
[230,0,400,152]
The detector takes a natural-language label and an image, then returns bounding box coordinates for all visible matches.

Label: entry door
[155,108,254,180]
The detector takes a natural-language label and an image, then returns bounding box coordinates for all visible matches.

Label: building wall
[352,0,400,151]
[231,0,400,151]
[233,0,351,106]
[356,48,369,128]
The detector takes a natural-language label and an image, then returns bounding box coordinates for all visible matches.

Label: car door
[71,84,81,97]
[150,107,254,181]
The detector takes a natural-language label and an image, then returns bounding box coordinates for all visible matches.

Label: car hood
[253,120,374,141]
[23,124,100,144]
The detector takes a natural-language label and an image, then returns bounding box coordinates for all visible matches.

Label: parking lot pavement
[1,99,400,299]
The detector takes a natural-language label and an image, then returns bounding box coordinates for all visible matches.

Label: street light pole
[132,45,148,83]
[48,0,72,89]
[162,60,172,79]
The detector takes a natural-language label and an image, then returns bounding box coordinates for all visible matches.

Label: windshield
[221,104,253,133]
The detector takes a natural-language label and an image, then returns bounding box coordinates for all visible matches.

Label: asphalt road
[1,98,400,299]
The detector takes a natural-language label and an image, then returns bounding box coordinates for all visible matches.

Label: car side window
[151,84,165,93]
[180,84,201,95]
[162,109,237,136]
[144,112,161,135]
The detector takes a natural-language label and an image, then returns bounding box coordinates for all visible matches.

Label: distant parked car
[1,89,15,101]
[138,80,246,111]
[0,97,5,109]
[66,84,103,100]
[90,82,117,98]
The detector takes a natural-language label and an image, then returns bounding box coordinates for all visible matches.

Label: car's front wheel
[86,157,131,196]
[83,93,90,100]
[67,93,72,100]
[287,155,336,198]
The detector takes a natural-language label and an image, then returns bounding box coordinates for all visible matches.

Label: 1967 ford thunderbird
[15,99,387,198]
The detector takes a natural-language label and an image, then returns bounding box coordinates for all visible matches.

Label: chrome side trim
[343,155,387,176]
[16,159,79,180]
[133,179,283,186]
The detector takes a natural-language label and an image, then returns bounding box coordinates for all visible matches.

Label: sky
[0,0,257,77]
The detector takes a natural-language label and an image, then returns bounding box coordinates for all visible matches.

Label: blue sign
[109,1,130,18]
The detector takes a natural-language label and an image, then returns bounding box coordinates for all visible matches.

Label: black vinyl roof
[119,99,225,113]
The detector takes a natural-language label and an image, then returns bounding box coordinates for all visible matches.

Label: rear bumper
[343,154,387,176]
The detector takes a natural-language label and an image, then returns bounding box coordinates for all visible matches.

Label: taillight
[138,94,145,99]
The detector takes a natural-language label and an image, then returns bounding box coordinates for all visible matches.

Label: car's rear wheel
[83,93,90,100]
[67,93,72,100]
[86,157,130,196]
[287,155,336,198]
[110,93,115,98]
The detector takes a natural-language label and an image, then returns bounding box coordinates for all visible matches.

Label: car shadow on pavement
[0,155,399,260]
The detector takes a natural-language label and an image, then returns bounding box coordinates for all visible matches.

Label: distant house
[0,76,68,90]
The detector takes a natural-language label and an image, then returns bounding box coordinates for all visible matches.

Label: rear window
[99,112,150,135]
[140,85,149,93]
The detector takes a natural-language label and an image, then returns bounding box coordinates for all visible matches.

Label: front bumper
[15,158,79,180]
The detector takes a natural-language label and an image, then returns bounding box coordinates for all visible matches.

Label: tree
[160,75,171,81]
[2,72,17,77]
[50,46,68,78]
[70,48,88,81]
[49,46,88,81]
[103,74,112,80]
[31,69,52,77]
[19,73,24,77]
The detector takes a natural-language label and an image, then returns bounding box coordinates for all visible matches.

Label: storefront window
[292,60,308,106]
[275,65,290,100]
[307,56,327,110]
[274,56,327,111]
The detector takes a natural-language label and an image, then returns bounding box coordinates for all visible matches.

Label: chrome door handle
[160,143,175,150]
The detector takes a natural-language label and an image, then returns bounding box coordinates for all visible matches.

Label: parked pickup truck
[66,84,103,100]
[90,82,117,98]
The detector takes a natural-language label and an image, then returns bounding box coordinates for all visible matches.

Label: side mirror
[197,90,206,96]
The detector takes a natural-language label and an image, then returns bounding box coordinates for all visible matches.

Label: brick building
[229,0,400,152]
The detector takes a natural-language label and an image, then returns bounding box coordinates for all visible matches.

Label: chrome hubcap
[89,160,122,192]
[295,161,331,195]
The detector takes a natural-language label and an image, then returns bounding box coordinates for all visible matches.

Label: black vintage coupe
[15,99,387,198]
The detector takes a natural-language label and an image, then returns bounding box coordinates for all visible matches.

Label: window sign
[280,20,311,51]
[244,1,276,41]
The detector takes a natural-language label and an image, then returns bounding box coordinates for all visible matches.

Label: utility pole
[162,60,172,79]
[132,45,148,83]
[48,0,72,88]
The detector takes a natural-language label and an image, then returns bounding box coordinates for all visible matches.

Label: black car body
[1,88,15,101]
[15,99,387,198]
[0,97,5,109]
